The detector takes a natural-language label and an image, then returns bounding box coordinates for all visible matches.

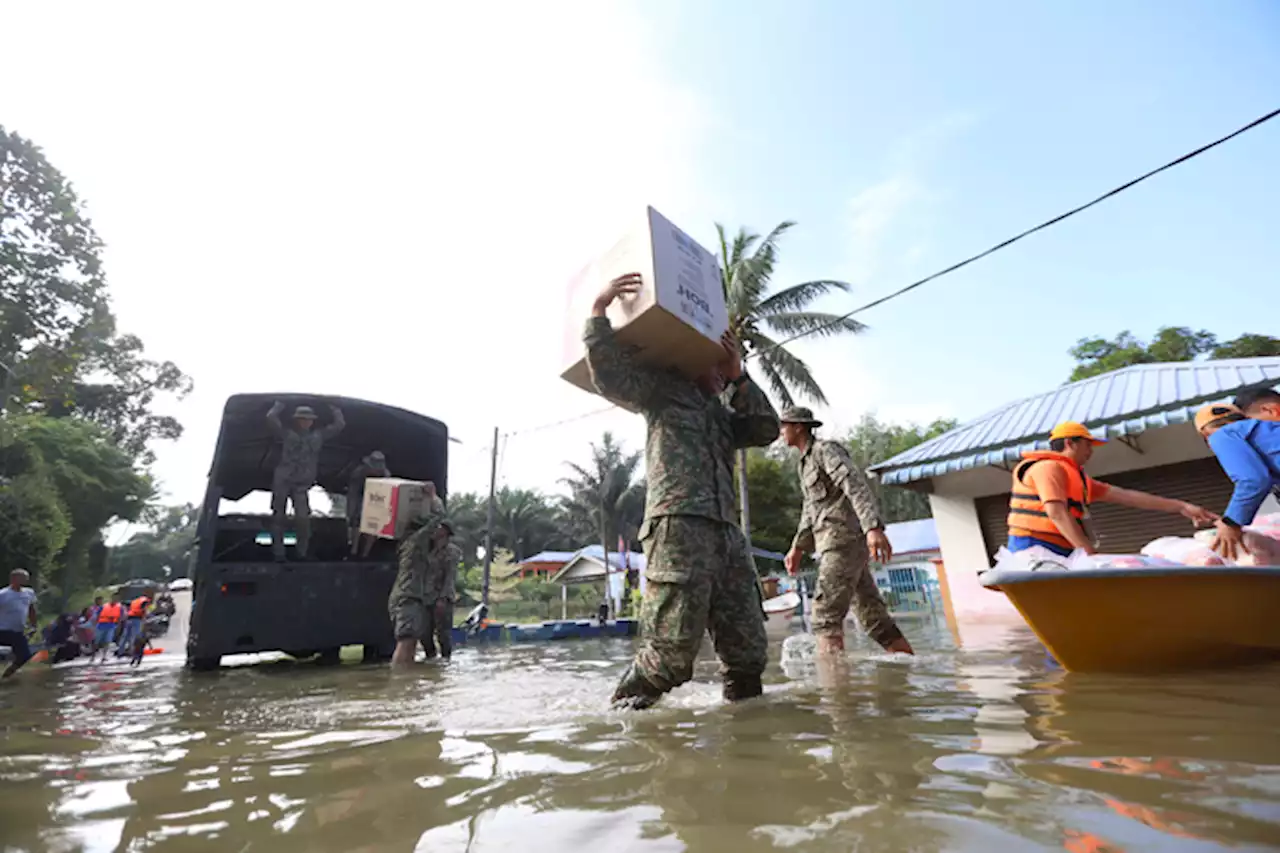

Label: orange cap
[1049,421,1106,444]
[1193,402,1243,434]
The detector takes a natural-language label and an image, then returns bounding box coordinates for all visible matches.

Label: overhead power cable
[749,105,1280,360]
[501,106,1279,434]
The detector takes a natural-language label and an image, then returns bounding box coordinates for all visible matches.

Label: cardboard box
[360,478,441,540]
[561,206,729,411]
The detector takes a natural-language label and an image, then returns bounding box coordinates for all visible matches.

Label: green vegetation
[2,125,191,610]
[1069,327,1280,382]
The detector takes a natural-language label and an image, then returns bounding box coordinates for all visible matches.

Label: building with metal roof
[868,357,1280,627]
[872,357,1280,488]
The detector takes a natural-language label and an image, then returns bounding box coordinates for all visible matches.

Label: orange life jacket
[98,602,123,624]
[128,596,151,618]
[1006,451,1093,550]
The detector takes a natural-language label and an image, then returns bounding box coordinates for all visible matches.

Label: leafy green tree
[107,503,199,583]
[1069,327,1280,382]
[1211,333,1280,360]
[560,431,644,560]
[717,221,864,408]
[493,487,561,561]
[842,414,957,523]
[1,125,192,464]
[739,448,801,557]
[0,415,149,603]
[0,427,71,584]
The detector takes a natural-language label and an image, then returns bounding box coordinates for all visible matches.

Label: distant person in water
[0,569,38,679]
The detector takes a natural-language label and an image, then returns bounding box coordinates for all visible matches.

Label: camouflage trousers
[270,476,311,559]
[811,539,905,647]
[617,516,768,699]
[389,594,454,658]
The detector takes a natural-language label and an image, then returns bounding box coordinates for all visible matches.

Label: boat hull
[980,565,1280,674]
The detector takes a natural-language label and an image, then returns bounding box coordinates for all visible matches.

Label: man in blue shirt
[0,569,39,679]
[1195,396,1280,560]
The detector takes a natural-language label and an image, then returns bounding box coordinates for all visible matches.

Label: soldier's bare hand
[867,529,893,563]
[784,547,801,576]
[593,272,643,316]
[719,331,743,380]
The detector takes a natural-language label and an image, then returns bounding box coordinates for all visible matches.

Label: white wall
[928,492,1021,620]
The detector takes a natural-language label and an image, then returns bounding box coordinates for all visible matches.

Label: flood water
[2,612,1278,852]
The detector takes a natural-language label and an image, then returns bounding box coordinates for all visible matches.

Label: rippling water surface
[2,612,1279,852]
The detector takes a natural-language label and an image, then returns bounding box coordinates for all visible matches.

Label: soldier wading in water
[584,272,780,709]
[781,407,914,657]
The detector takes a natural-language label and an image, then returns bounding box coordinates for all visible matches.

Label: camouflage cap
[292,405,318,420]
[780,406,822,427]
[365,450,387,467]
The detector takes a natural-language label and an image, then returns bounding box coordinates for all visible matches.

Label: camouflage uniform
[583,316,780,707]
[346,453,389,531]
[266,402,345,559]
[389,515,461,658]
[790,423,904,647]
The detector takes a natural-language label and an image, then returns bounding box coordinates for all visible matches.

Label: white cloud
[2,0,714,504]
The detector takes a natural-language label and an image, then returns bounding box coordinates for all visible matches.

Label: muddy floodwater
[2,613,1278,852]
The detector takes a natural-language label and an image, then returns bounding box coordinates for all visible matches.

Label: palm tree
[560,432,645,570]
[493,487,559,561]
[717,220,866,539]
[717,220,865,408]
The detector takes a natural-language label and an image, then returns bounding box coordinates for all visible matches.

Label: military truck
[185,393,449,671]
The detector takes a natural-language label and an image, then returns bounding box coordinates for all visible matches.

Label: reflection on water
[2,616,1279,852]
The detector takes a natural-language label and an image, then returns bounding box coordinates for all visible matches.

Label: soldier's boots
[722,671,763,703]
[611,662,665,710]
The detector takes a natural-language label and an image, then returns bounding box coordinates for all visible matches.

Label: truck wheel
[316,647,341,666]
[189,656,220,672]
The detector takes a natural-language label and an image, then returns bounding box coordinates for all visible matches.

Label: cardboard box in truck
[561,206,729,411]
[360,478,440,540]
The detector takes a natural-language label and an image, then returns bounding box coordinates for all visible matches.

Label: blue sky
[2,1,1277,509]
[647,0,1279,424]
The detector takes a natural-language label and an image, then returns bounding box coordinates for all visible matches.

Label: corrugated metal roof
[870,357,1280,486]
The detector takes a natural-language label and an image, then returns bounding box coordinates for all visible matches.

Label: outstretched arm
[320,406,346,440]
[583,274,663,409]
[266,401,285,436]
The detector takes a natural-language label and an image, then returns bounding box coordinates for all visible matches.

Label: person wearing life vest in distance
[92,593,125,662]
[117,587,155,656]
[1195,392,1280,561]
[1006,422,1217,557]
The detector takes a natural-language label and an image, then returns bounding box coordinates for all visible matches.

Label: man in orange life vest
[1006,421,1217,557]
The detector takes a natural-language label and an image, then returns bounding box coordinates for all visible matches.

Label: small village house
[870,356,1280,627]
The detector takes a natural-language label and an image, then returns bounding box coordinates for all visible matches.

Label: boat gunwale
[980,565,1280,587]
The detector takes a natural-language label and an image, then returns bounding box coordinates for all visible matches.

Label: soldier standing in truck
[266,401,345,562]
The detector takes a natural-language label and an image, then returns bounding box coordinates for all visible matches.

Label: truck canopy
[209,393,450,502]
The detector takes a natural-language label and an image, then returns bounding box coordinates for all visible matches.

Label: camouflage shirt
[583,317,780,536]
[791,438,884,554]
[267,404,346,487]
[346,463,389,518]
[393,517,461,603]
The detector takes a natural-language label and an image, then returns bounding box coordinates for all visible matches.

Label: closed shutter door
[976,493,1012,565]
[1089,457,1232,554]
[970,456,1232,564]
